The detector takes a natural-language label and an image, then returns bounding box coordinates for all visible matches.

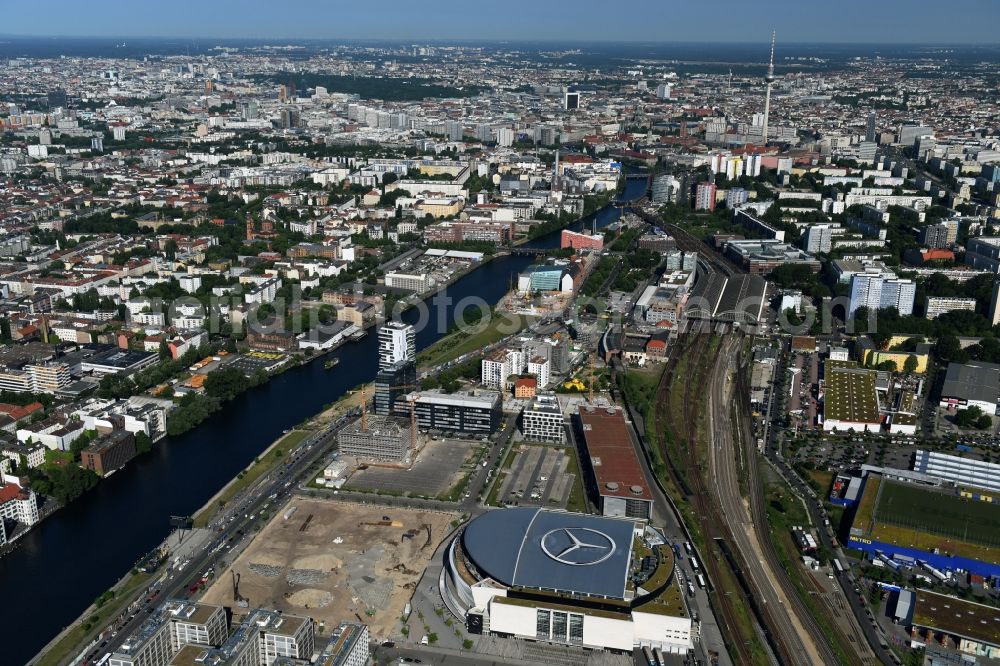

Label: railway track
[653,332,771,665]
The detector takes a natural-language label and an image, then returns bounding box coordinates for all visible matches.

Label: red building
[560,229,604,251]
[695,182,717,211]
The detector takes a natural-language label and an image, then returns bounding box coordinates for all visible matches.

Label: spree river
[2,176,646,665]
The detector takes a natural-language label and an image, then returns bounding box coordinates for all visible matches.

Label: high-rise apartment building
[378,322,415,370]
[694,182,717,211]
[849,273,916,318]
[802,224,833,254]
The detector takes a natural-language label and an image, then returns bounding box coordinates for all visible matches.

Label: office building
[80,430,137,476]
[865,112,877,143]
[848,273,915,317]
[802,224,833,254]
[252,609,315,666]
[384,272,432,292]
[655,83,672,100]
[520,394,565,443]
[564,91,580,110]
[167,602,229,652]
[316,622,370,666]
[925,297,976,320]
[397,390,502,435]
[374,359,416,416]
[694,182,717,211]
[337,416,411,461]
[378,322,415,370]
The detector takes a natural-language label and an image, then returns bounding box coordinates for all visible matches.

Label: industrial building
[520,394,565,443]
[441,508,692,654]
[336,415,412,461]
[396,390,502,435]
[894,590,1000,659]
[939,361,1000,414]
[577,405,652,520]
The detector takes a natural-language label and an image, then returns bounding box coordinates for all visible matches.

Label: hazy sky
[3,0,999,44]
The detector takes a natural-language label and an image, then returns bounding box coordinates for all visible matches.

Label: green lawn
[193,429,309,527]
[418,313,530,368]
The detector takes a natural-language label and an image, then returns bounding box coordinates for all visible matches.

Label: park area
[200,498,458,639]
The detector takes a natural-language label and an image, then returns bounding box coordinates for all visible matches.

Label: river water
[1,176,647,665]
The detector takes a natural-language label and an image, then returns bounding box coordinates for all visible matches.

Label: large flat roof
[461,508,636,600]
[940,362,1000,405]
[577,405,652,502]
[824,361,879,425]
[912,590,1000,647]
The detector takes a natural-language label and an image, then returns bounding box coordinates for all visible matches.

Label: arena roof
[461,508,636,600]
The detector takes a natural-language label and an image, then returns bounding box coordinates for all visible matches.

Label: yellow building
[860,349,929,373]
[418,197,464,218]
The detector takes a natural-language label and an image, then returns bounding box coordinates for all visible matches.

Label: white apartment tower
[378,322,415,370]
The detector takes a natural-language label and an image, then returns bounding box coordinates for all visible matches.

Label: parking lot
[345,438,481,499]
[493,444,575,508]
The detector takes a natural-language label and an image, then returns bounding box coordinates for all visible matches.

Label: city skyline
[3,0,1000,44]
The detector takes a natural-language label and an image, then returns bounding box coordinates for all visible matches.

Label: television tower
[761,31,776,146]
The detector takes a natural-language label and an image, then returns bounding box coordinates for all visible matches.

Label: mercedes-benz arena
[441,507,692,654]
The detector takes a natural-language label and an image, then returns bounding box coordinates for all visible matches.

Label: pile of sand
[287,588,334,609]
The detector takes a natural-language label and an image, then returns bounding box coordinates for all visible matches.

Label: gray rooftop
[940,362,1000,405]
[461,508,635,600]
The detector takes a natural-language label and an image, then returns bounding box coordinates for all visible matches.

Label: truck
[697,574,707,589]
[832,559,845,574]
[684,541,693,555]
[642,646,655,666]
[687,582,696,597]
[690,557,699,572]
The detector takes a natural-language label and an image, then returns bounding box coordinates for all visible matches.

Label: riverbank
[191,429,309,528]
[15,176,649,666]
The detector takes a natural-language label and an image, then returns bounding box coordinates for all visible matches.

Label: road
[81,418,347,665]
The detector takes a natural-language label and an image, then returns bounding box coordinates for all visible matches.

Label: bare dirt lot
[201,498,458,639]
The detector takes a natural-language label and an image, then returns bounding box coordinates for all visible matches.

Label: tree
[159,339,172,360]
[955,406,984,429]
[135,432,153,455]
[903,354,919,374]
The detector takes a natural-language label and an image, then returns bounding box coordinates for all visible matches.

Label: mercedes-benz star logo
[540,528,616,566]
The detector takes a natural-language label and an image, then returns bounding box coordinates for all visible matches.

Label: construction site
[199,498,458,639]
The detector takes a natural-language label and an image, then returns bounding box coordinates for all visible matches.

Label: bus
[697,574,707,589]
[832,559,844,574]
[690,556,699,572]
[642,646,656,666]
[94,655,111,666]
